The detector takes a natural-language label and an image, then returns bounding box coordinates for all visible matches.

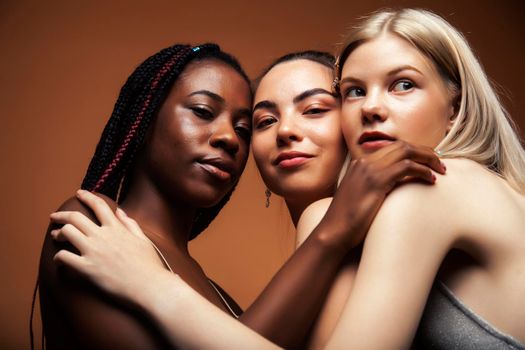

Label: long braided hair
[31,43,250,350]
[81,43,250,239]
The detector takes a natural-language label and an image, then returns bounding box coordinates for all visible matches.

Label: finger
[385,160,437,186]
[50,211,100,235]
[116,208,149,241]
[76,189,120,227]
[50,224,90,252]
[381,142,446,175]
[53,250,87,273]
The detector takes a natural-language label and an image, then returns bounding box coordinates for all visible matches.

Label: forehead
[176,59,251,102]
[341,33,435,77]
[255,60,333,103]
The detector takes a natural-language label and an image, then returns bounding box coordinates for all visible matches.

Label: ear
[446,93,461,133]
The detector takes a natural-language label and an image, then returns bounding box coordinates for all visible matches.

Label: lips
[358,131,396,152]
[197,156,236,182]
[358,131,396,144]
[273,151,314,169]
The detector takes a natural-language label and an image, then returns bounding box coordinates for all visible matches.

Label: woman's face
[252,59,346,203]
[145,59,252,208]
[340,33,455,159]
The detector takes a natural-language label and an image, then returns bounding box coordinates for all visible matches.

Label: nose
[276,113,302,146]
[209,116,239,156]
[361,90,387,125]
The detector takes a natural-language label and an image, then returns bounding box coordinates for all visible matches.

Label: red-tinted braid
[93,47,192,192]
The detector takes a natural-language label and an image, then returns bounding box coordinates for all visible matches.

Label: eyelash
[304,107,330,115]
[343,79,416,98]
[191,107,214,119]
[192,107,251,141]
[235,125,252,142]
[255,116,276,130]
[391,80,415,92]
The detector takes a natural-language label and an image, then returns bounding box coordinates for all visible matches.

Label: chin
[191,187,232,208]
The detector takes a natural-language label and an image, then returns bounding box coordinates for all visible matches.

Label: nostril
[211,136,239,156]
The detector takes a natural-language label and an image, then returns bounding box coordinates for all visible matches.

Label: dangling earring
[265,188,272,208]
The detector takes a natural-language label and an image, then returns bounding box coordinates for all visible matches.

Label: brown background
[1,0,524,348]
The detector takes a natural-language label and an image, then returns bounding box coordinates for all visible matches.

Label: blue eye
[392,80,414,92]
[345,87,365,98]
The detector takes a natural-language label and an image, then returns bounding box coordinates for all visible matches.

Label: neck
[284,186,336,227]
[285,198,311,228]
[119,173,197,253]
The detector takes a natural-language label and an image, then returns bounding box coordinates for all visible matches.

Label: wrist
[134,269,178,315]
[313,203,366,252]
[309,218,351,257]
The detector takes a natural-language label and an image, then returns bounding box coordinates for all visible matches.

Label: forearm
[139,271,279,350]
[240,221,351,349]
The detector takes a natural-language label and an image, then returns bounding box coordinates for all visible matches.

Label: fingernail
[76,189,86,196]
[50,212,57,218]
[432,173,437,182]
[116,207,127,217]
[441,162,447,171]
[50,229,57,238]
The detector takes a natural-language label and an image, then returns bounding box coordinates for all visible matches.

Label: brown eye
[304,107,329,115]
[191,107,214,119]
[255,116,276,130]
[235,124,252,142]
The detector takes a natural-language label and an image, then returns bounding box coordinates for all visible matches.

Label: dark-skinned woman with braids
[40,45,445,349]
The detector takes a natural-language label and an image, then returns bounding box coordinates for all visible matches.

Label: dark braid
[81,43,251,239]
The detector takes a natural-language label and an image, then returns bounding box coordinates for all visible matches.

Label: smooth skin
[48,57,448,349]
[39,59,253,349]
[322,32,525,348]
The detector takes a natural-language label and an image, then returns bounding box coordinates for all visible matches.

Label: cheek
[251,133,273,172]
[340,106,361,153]
[395,96,450,147]
[309,121,346,166]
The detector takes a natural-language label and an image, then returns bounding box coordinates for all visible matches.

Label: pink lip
[197,156,236,182]
[358,131,396,151]
[273,151,314,169]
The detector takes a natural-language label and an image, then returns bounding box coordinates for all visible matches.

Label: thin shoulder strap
[208,279,242,319]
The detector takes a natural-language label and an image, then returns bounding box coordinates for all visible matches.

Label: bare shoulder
[296,197,333,247]
[381,158,486,216]
[365,160,470,245]
[38,193,163,348]
[368,157,518,247]
[57,192,118,221]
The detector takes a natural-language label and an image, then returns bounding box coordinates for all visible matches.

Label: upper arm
[326,183,458,349]
[39,196,169,349]
[296,198,332,248]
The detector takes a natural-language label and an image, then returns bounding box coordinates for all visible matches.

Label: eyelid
[254,115,277,129]
[390,79,415,92]
[343,85,365,98]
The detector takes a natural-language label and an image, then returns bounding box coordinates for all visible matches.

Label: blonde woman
[48,8,525,349]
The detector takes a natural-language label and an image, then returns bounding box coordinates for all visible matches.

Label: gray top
[413,281,525,349]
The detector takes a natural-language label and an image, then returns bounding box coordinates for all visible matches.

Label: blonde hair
[337,8,525,193]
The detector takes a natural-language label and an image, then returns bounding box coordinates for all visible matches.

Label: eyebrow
[188,90,225,103]
[253,88,337,113]
[386,65,423,77]
[340,65,424,85]
[292,88,337,104]
[252,100,277,113]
